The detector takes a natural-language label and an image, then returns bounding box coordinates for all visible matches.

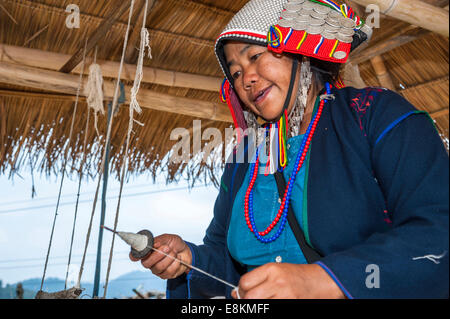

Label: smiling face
[224,41,301,122]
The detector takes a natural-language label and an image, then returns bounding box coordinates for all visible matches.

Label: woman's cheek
[258,55,291,90]
[257,55,277,78]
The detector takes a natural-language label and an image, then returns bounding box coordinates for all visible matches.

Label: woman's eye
[251,53,262,61]
[232,71,241,79]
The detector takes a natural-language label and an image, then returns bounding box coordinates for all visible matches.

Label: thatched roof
[0,0,448,186]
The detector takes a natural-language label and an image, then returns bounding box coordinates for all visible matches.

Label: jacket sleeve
[167,165,242,299]
[316,89,449,298]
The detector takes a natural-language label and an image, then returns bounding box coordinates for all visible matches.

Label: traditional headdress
[215,0,372,132]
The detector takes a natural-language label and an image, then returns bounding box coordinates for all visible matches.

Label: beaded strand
[244,83,332,243]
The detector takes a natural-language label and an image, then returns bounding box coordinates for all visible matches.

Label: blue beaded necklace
[245,83,331,243]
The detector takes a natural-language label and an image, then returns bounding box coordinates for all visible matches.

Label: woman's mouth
[253,85,273,106]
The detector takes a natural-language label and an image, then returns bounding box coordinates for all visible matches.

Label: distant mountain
[104,270,166,299]
[0,271,166,299]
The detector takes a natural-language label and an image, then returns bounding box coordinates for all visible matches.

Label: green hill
[0,271,166,299]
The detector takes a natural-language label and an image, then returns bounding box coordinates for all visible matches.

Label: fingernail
[233,287,241,299]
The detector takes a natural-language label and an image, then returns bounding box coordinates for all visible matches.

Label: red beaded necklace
[244,88,329,240]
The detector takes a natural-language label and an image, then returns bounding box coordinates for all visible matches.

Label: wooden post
[349,26,430,65]
[341,62,367,89]
[0,61,232,123]
[351,0,449,37]
[0,44,222,92]
[370,55,396,91]
[430,108,449,119]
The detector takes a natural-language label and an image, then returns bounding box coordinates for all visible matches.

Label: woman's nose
[243,67,259,90]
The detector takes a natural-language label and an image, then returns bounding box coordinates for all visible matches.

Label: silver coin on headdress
[298,8,313,17]
[302,1,316,10]
[336,32,353,43]
[288,0,305,3]
[328,10,342,19]
[324,23,340,33]
[322,31,336,39]
[306,25,324,35]
[285,3,303,12]
[339,17,356,29]
[310,11,328,20]
[333,51,347,60]
[293,21,308,31]
[278,18,294,28]
[308,16,325,26]
[295,14,310,23]
[281,10,298,20]
[339,27,355,37]
[325,17,341,27]
[313,4,332,15]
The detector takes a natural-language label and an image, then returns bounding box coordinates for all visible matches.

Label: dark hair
[309,57,342,87]
[284,52,341,89]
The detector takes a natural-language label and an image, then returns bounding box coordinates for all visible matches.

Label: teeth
[257,89,265,99]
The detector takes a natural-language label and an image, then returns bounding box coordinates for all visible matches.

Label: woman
[131,0,449,299]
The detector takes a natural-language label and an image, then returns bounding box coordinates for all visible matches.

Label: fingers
[129,252,140,262]
[156,254,186,279]
[239,265,269,292]
[234,264,278,299]
[231,287,239,299]
[140,245,169,270]
[239,282,277,299]
[128,233,191,279]
[140,245,186,279]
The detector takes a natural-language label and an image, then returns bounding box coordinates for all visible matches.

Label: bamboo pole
[351,0,449,37]
[341,62,367,88]
[370,55,396,91]
[430,108,449,119]
[0,61,232,123]
[0,88,86,101]
[401,75,449,93]
[0,44,222,92]
[349,26,429,65]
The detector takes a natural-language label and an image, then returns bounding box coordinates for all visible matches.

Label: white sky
[0,168,218,286]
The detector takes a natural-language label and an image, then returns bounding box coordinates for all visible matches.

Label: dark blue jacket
[167,87,449,299]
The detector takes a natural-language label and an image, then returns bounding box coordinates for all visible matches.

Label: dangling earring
[288,58,313,137]
[243,110,258,130]
[244,110,265,146]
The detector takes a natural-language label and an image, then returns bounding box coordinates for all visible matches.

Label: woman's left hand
[231,263,345,299]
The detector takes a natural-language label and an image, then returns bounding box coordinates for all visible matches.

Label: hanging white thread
[84,62,105,137]
[129,26,152,133]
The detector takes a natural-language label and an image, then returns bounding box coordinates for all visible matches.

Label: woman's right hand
[129,233,192,280]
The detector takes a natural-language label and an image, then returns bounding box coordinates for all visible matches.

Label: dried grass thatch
[0,0,448,187]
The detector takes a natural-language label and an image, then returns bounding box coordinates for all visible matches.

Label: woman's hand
[231,263,346,299]
[129,233,192,280]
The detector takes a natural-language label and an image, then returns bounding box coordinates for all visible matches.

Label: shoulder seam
[374,110,434,146]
